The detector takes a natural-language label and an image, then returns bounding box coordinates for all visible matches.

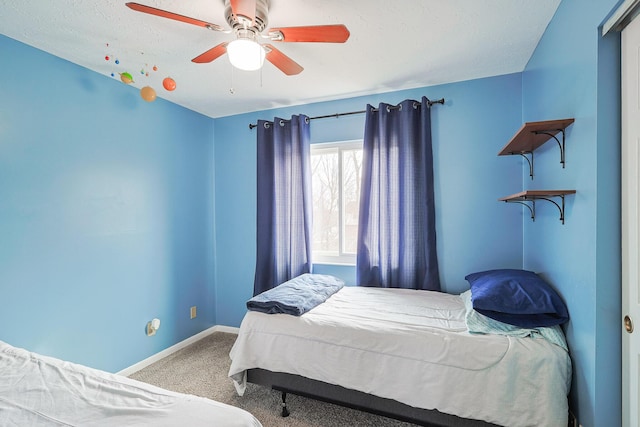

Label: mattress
[229,286,571,427]
[0,340,262,427]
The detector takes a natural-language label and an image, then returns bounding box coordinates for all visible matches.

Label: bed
[229,272,572,427]
[0,339,262,427]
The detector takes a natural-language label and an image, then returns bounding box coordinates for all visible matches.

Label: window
[310,140,363,264]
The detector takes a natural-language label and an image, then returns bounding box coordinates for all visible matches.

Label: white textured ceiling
[0,0,560,118]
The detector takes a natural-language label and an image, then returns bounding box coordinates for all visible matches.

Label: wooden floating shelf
[499,190,576,224]
[498,118,575,179]
[498,119,575,155]
[499,189,576,201]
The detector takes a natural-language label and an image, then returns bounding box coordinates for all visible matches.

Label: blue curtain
[356,97,440,291]
[253,115,313,296]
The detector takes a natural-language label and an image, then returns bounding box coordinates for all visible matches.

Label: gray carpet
[128,332,415,427]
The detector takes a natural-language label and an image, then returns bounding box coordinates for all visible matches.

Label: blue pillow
[465,269,569,328]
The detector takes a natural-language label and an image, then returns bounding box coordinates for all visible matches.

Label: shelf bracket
[516,151,534,180]
[533,129,566,168]
[505,200,535,221]
[503,194,568,224]
[538,196,566,224]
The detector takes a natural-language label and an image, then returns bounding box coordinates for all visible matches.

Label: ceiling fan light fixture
[227,38,266,71]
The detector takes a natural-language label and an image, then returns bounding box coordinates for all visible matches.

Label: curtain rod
[248,98,445,130]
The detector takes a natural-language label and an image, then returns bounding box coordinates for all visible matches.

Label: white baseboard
[213,324,240,334]
[117,325,239,376]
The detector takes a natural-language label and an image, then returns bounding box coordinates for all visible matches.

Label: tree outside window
[311,141,362,264]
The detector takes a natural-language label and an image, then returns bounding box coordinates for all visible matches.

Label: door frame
[603,0,640,36]
[605,2,640,426]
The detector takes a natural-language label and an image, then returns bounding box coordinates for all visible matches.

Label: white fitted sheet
[229,286,571,427]
[0,340,262,427]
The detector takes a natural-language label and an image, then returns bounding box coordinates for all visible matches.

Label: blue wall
[522,1,621,426]
[0,35,217,372]
[212,74,525,327]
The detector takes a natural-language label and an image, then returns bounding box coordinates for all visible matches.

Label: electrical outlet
[190,306,197,319]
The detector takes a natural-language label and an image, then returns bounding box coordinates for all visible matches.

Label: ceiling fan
[125,0,350,75]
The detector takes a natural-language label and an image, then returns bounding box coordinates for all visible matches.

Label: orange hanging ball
[140,86,157,102]
[162,77,176,91]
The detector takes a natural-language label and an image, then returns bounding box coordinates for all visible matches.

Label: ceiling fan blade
[126,2,225,31]
[268,25,350,43]
[192,43,229,63]
[230,0,256,24]
[264,44,303,76]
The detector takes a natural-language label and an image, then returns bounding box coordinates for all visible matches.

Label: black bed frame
[246,368,499,427]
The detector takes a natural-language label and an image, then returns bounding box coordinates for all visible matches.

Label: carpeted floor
[128,332,416,427]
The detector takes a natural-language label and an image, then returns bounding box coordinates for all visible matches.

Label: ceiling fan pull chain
[229,65,236,95]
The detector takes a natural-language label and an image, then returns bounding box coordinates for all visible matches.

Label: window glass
[311,141,363,264]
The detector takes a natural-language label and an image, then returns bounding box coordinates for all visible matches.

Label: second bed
[229,282,571,427]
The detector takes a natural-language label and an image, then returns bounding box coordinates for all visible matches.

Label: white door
[622,14,640,427]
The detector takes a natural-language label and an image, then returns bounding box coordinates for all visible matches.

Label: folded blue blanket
[247,273,345,315]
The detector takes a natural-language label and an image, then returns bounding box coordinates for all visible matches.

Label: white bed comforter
[229,286,571,427]
[0,340,262,427]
